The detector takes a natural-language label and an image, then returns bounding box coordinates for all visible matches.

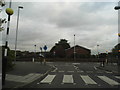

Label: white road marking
[58,71,64,72]
[40,75,56,84]
[62,75,74,84]
[51,68,57,72]
[77,70,84,73]
[115,76,120,79]
[80,75,97,85]
[67,71,74,73]
[94,66,97,70]
[105,71,112,74]
[72,63,80,65]
[113,63,117,65]
[98,76,119,86]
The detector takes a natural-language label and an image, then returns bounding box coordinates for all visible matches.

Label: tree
[50,39,70,58]
[0,0,6,32]
[57,39,70,49]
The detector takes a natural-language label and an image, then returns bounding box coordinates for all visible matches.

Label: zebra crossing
[39,74,120,86]
[6,73,43,83]
[80,75,97,85]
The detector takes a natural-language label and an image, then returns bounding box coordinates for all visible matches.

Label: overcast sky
[1,0,119,55]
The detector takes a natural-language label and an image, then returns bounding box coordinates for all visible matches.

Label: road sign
[43,45,47,51]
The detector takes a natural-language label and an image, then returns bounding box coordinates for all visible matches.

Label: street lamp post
[3,0,14,85]
[14,6,23,63]
[97,45,99,59]
[114,6,120,10]
[33,45,36,62]
[74,34,76,62]
[114,3,120,65]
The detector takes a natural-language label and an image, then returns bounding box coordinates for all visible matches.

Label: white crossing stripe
[115,76,120,79]
[98,76,119,86]
[62,75,73,83]
[80,75,97,84]
[41,75,56,84]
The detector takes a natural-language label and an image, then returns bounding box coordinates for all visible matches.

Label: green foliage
[0,0,5,7]
[57,39,70,49]
[50,39,70,58]
[0,18,6,31]
[0,0,6,32]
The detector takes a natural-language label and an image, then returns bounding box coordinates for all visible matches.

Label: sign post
[43,45,47,65]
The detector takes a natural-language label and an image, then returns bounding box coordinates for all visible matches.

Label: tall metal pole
[34,45,36,53]
[97,45,99,59]
[14,6,23,63]
[74,34,76,61]
[2,0,13,85]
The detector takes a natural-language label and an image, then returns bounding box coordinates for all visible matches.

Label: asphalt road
[22,62,120,88]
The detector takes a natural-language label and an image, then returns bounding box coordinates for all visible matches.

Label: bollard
[105,59,108,65]
[32,58,34,62]
[43,59,46,65]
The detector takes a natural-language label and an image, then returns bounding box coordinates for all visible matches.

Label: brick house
[65,45,91,58]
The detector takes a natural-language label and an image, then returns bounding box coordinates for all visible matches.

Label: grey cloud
[1,2,118,54]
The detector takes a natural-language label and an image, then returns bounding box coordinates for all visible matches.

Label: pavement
[2,61,54,89]
[96,63,120,74]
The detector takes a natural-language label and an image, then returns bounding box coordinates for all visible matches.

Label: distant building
[65,45,91,58]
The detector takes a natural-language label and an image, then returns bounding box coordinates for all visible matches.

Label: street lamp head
[6,8,14,15]
[114,6,120,10]
[18,6,23,9]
